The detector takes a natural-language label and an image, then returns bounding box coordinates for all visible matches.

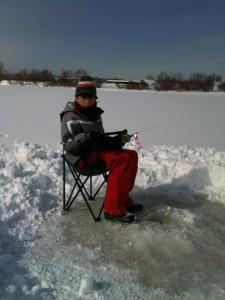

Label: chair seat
[74,158,108,176]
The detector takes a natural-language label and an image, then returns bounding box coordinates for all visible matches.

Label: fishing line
[130,123,168,149]
[134,123,168,135]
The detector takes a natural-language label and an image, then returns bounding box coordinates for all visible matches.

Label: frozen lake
[0,86,225,151]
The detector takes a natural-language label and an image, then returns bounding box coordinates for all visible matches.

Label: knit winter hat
[75,76,98,99]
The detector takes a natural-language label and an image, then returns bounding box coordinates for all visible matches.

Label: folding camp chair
[62,150,108,221]
[60,121,125,221]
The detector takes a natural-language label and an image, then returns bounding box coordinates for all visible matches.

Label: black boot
[127,203,143,212]
[104,212,136,224]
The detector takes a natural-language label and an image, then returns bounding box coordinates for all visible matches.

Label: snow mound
[1,140,225,299]
[130,143,225,196]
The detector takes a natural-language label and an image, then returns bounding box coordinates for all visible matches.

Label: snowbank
[0,140,225,299]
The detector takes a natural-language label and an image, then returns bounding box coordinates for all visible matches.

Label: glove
[67,138,95,157]
[105,129,130,150]
[89,130,130,151]
[89,131,112,150]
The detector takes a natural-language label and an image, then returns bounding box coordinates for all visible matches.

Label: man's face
[75,93,96,107]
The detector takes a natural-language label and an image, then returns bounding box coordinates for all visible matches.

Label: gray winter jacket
[61,101,104,165]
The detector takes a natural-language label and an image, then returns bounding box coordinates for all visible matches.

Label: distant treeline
[0,63,89,87]
[0,62,224,91]
[148,72,224,92]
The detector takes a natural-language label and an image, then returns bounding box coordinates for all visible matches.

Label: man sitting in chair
[61,76,143,224]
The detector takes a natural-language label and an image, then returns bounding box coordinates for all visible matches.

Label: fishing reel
[118,129,131,144]
[120,131,142,149]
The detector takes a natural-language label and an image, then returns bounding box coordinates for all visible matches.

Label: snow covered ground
[0,85,225,299]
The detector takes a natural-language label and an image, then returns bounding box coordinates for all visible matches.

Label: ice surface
[1,85,225,150]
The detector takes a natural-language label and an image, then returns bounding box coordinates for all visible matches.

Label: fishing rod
[107,124,167,137]
[107,124,167,149]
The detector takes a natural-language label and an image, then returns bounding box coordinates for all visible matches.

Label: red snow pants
[75,149,138,215]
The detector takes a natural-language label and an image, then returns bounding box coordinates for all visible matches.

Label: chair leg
[63,155,66,210]
[62,155,107,221]
[89,176,94,200]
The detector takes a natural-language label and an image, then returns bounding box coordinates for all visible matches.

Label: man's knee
[124,149,138,163]
[121,150,138,166]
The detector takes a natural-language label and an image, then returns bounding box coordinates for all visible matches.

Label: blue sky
[1,0,225,79]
